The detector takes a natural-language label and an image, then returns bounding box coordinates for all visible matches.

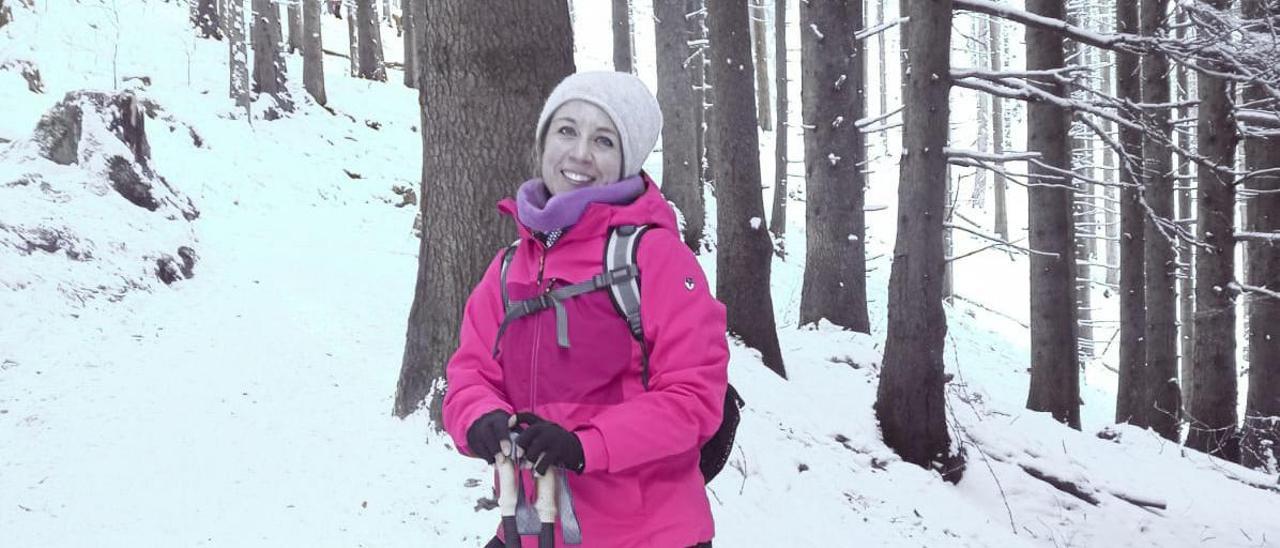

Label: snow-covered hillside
[2,1,1279,547]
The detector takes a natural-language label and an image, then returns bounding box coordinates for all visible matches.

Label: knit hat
[535,71,663,180]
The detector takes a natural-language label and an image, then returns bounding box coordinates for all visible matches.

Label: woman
[441,71,729,548]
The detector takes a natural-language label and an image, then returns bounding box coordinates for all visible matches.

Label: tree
[346,0,359,76]
[356,0,386,81]
[707,0,786,377]
[394,1,575,422]
[1023,0,1079,428]
[1114,0,1147,426]
[1186,0,1239,461]
[1139,0,1180,440]
[990,15,1008,241]
[228,0,250,115]
[875,0,958,474]
[402,0,416,88]
[798,0,869,333]
[287,0,302,53]
[1241,0,1280,471]
[613,0,634,73]
[768,0,788,245]
[196,0,222,39]
[251,0,293,113]
[750,0,772,131]
[302,0,326,106]
[654,0,705,252]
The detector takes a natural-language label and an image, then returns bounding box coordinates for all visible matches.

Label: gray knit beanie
[535,71,663,179]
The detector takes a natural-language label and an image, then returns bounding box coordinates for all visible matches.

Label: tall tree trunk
[1065,6,1092,360]
[1175,18,1196,410]
[972,15,989,208]
[197,0,222,39]
[1240,0,1280,472]
[302,0,326,105]
[252,0,293,112]
[1101,36,1119,286]
[356,0,386,80]
[689,0,710,250]
[655,0,705,253]
[394,1,575,423]
[287,0,302,53]
[1186,0,1238,460]
[989,16,1008,241]
[228,0,250,114]
[1139,0,1180,440]
[769,0,788,245]
[613,0,634,73]
[346,0,359,76]
[875,0,957,474]
[708,0,786,377]
[798,0,869,332]
[875,0,889,155]
[1024,0,1080,429]
[750,0,773,132]
[1115,0,1147,425]
[403,0,415,88]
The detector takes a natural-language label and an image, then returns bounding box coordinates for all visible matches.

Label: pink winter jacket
[442,175,730,548]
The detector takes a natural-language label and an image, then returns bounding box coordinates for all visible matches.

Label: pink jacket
[442,175,729,547]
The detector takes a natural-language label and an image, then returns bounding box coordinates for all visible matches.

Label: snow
[3,1,1280,547]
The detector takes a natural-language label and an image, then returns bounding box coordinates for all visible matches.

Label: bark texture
[228,0,250,112]
[875,0,956,472]
[303,0,327,105]
[356,0,386,81]
[394,1,575,423]
[197,0,222,39]
[768,0,788,244]
[613,0,634,73]
[1025,0,1080,429]
[252,0,293,112]
[287,0,302,53]
[1115,0,1147,426]
[798,0,869,333]
[654,0,705,252]
[707,0,786,377]
[750,0,773,131]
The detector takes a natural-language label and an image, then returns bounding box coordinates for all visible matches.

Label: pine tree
[394,1,575,423]
[707,0,786,377]
[875,0,958,475]
[251,0,293,113]
[228,0,250,114]
[768,0,788,245]
[613,0,634,73]
[750,0,772,131]
[1114,0,1147,426]
[356,0,386,81]
[654,0,705,252]
[798,0,869,333]
[302,0,326,106]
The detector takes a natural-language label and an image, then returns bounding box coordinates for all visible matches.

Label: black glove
[466,409,512,464]
[513,412,585,475]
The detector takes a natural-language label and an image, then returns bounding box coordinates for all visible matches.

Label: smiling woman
[539,100,623,195]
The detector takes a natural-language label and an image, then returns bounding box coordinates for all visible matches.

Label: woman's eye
[595,136,615,148]
[557,126,577,137]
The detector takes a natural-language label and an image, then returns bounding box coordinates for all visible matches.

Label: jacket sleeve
[575,228,730,474]
[441,248,515,457]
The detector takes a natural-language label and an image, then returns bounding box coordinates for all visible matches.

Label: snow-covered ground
[2,1,1279,547]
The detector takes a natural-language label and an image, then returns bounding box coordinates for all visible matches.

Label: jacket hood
[497,171,677,244]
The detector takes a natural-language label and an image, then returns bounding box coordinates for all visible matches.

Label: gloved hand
[513,412,585,475]
[466,409,513,464]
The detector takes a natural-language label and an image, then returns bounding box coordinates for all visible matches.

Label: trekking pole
[535,466,558,548]
[495,451,521,548]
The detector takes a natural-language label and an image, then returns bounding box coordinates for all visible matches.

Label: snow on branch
[854,17,905,42]
[1235,231,1280,243]
[944,222,1062,259]
[944,148,1041,163]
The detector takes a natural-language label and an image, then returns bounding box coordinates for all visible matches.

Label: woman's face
[540,100,623,196]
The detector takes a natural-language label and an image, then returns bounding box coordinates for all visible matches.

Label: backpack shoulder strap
[604,224,652,387]
[498,239,519,311]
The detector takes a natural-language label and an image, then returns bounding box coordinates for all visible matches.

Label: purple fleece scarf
[516,175,646,233]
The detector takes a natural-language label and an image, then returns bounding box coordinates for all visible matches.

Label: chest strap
[491,262,640,357]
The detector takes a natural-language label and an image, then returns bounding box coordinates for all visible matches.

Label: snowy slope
[2,2,1279,547]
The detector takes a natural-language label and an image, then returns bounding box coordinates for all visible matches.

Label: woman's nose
[569,138,591,163]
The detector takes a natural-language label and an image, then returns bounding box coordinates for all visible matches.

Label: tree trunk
[750,0,773,132]
[403,0,415,88]
[1115,0,1147,425]
[613,0,634,73]
[1024,0,1079,429]
[1065,6,1092,360]
[252,0,293,112]
[989,16,1008,241]
[875,0,957,473]
[411,0,427,90]
[875,0,889,155]
[798,0,869,332]
[1240,0,1280,472]
[347,0,359,76]
[1101,39,1119,286]
[972,15,989,208]
[707,0,786,378]
[302,0,326,105]
[393,0,575,423]
[356,0,386,80]
[228,0,250,114]
[688,0,710,250]
[768,0,788,245]
[1139,0,1180,440]
[1186,0,1238,461]
[197,0,222,39]
[1175,18,1196,411]
[654,0,705,253]
[287,0,302,53]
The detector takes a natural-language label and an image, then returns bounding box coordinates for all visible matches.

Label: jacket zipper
[530,239,548,411]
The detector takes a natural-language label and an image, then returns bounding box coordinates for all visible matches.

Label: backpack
[495,225,744,484]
